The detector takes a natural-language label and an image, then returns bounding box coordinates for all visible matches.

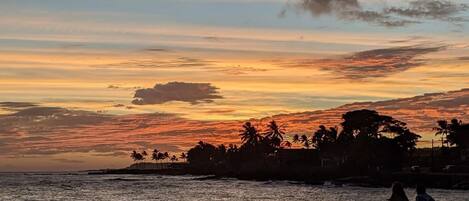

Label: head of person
[416,184,426,195]
[392,182,406,196]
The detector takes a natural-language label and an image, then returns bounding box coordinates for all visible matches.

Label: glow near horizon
[0,0,469,171]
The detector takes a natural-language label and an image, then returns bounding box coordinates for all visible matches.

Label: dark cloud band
[132,81,223,105]
[288,0,469,27]
[286,45,445,79]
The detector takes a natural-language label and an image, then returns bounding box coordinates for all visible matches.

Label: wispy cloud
[97,56,272,76]
[207,65,271,75]
[203,109,237,114]
[285,45,445,79]
[132,82,223,105]
[343,10,417,27]
[295,0,360,16]
[287,0,469,27]
[384,0,469,22]
[458,56,469,61]
[142,48,169,52]
[0,102,39,110]
[0,105,111,135]
[53,158,85,164]
[96,57,213,70]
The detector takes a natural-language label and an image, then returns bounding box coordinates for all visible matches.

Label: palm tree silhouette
[179,152,187,162]
[434,119,467,148]
[264,120,285,148]
[142,150,148,162]
[152,149,159,163]
[300,135,310,149]
[434,119,463,147]
[170,155,178,163]
[130,150,144,163]
[131,150,138,161]
[292,134,300,144]
[240,122,262,147]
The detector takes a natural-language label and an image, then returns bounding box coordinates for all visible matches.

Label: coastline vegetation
[126,109,469,189]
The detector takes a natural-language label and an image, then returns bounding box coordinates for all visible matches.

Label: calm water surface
[0,173,468,201]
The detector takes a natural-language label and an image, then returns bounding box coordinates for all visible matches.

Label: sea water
[0,173,467,201]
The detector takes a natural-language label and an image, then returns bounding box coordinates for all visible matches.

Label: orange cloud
[284,45,445,79]
[1,88,469,162]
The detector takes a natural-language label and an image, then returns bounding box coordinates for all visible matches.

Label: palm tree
[264,120,285,148]
[179,152,187,162]
[292,134,300,144]
[131,150,138,161]
[170,155,178,163]
[435,119,465,148]
[151,149,159,163]
[142,150,148,161]
[300,134,310,149]
[434,120,452,147]
[447,119,467,148]
[156,152,167,168]
[157,152,164,160]
[239,122,262,147]
[130,150,144,162]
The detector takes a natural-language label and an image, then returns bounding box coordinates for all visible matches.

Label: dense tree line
[128,109,469,176]
[130,149,186,163]
[434,118,469,149]
[185,110,426,174]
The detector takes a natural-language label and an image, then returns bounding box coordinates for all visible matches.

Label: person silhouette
[416,184,435,201]
[389,182,409,201]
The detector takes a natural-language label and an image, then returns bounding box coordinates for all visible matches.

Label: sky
[1,0,469,171]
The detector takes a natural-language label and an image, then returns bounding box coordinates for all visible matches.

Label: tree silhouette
[384,122,420,153]
[239,122,262,147]
[157,152,165,162]
[179,152,187,162]
[312,125,338,150]
[292,134,300,144]
[300,134,311,149]
[434,120,451,145]
[227,144,238,154]
[142,150,148,161]
[151,149,159,163]
[130,150,144,162]
[292,134,310,148]
[170,155,178,163]
[163,152,170,162]
[176,109,424,175]
[187,141,217,169]
[337,109,420,170]
[341,109,392,139]
[435,119,469,148]
[131,150,138,161]
[264,120,285,148]
[215,144,227,162]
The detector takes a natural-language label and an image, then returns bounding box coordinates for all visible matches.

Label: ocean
[0,173,467,201]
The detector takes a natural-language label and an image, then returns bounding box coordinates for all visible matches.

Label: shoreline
[88,167,469,190]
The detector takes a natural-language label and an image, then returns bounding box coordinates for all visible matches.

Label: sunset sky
[1,0,469,171]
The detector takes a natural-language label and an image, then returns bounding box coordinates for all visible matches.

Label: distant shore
[89,163,469,190]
